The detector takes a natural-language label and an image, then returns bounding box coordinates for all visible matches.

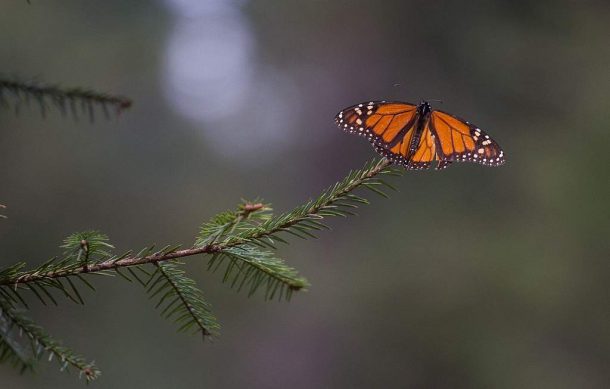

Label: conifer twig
[2,158,395,287]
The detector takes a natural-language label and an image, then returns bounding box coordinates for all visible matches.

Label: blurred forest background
[1,0,609,388]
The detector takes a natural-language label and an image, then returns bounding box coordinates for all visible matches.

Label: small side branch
[0,299,100,381]
[0,77,132,120]
[148,262,220,337]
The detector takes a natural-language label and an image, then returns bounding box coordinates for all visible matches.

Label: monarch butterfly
[335,100,505,170]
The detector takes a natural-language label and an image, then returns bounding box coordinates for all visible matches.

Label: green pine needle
[196,200,273,247]
[208,244,309,301]
[61,231,115,263]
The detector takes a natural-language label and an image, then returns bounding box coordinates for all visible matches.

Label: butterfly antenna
[426,98,443,104]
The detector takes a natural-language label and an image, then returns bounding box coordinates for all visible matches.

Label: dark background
[1,1,609,388]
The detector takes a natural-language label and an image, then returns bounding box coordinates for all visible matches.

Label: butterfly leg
[436,160,453,170]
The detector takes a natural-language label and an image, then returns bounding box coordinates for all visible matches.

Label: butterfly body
[335,100,505,170]
[404,100,432,156]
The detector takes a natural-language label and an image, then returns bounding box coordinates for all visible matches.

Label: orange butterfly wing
[429,110,505,168]
[405,124,438,170]
[335,101,418,164]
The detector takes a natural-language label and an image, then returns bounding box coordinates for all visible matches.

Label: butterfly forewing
[335,101,419,163]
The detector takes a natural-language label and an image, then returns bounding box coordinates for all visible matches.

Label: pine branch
[0,157,400,381]
[145,262,220,338]
[1,158,397,288]
[0,298,100,382]
[0,77,132,120]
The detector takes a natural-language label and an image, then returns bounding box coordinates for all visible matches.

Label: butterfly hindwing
[373,127,416,166]
[404,124,437,170]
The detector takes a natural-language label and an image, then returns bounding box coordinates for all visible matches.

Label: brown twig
[7,245,220,286]
[2,158,393,287]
